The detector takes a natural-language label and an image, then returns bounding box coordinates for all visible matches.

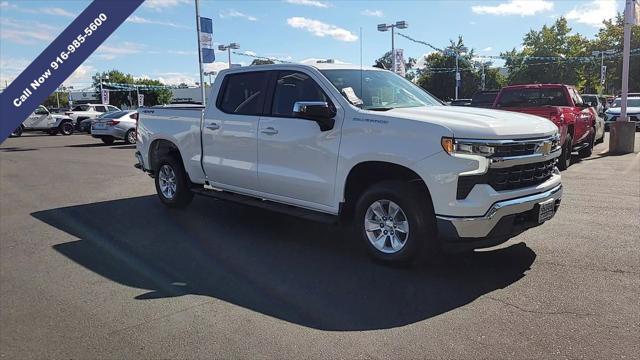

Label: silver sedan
[91,110,138,145]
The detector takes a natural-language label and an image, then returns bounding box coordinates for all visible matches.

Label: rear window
[217,71,268,115]
[496,88,568,107]
[471,92,498,104]
[100,111,130,119]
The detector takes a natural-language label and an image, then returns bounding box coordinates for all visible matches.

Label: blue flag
[199,17,215,63]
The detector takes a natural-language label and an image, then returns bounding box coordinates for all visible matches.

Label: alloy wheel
[364,199,410,254]
[158,164,177,199]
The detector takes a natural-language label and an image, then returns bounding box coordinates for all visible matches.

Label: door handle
[206,123,220,130]
[260,127,278,135]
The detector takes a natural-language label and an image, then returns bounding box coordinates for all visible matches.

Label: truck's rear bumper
[436,184,562,251]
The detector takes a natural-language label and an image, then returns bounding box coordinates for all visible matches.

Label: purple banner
[0,0,144,142]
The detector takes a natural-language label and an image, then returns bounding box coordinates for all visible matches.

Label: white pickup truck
[135,64,562,263]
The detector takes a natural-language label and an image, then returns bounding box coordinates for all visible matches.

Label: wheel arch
[340,161,434,220]
[148,138,185,174]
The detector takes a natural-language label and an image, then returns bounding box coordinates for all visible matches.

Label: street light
[377,21,408,74]
[592,49,616,93]
[444,46,468,100]
[203,71,217,86]
[218,43,240,67]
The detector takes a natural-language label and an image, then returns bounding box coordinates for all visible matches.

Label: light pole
[591,49,615,94]
[94,74,109,103]
[203,71,217,86]
[218,43,240,67]
[377,21,408,74]
[445,46,468,100]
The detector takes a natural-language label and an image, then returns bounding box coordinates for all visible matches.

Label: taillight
[107,120,120,126]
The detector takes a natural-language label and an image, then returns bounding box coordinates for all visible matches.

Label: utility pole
[592,49,615,94]
[195,0,206,106]
[445,46,467,100]
[377,21,408,74]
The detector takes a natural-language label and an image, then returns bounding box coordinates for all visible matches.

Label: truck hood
[605,107,640,115]
[376,106,558,139]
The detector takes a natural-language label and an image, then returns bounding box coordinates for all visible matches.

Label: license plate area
[537,199,555,223]
[93,123,106,130]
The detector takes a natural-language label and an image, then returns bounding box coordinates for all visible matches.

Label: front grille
[456,159,556,199]
[493,142,537,157]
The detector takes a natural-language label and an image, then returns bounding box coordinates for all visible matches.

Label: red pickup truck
[493,84,596,170]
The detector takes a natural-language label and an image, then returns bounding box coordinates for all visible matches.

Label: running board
[191,186,338,224]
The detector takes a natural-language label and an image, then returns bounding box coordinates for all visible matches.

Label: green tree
[251,59,275,65]
[92,70,172,107]
[372,51,417,80]
[42,91,69,108]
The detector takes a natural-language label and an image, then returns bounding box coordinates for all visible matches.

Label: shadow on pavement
[33,195,536,331]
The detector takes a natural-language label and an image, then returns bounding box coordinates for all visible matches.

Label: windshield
[612,98,640,107]
[320,69,442,110]
[496,88,568,107]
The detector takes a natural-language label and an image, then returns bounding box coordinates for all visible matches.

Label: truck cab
[136,64,563,264]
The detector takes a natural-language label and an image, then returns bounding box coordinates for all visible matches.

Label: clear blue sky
[0,0,625,89]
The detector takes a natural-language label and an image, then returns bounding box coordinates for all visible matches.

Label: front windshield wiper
[365,107,394,111]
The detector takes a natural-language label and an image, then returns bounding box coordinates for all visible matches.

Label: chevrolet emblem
[539,142,552,155]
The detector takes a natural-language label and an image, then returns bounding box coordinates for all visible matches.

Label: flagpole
[620,0,633,123]
[195,0,206,106]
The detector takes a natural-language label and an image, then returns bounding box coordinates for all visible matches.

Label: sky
[0,0,626,90]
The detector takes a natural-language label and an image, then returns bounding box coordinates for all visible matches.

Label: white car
[604,96,640,130]
[135,64,562,263]
[65,103,120,127]
[91,110,138,145]
[11,105,75,137]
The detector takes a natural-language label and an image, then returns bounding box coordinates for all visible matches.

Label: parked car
[493,84,597,169]
[604,96,640,130]
[65,103,120,128]
[10,105,74,137]
[78,118,94,133]
[91,110,138,145]
[135,64,562,264]
[580,94,605,143]
[448,98,472,106]
[469,90,500,108]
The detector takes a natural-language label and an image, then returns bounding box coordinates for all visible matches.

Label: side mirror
[293,101,336,131]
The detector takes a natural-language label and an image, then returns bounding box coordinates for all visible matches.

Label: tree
[372,51,417,80]
[42,91,69,108]
[92,70,172,107]
[251,59,275,65]
[415,37,505,100]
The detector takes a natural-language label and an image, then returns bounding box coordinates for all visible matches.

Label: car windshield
[612,98,640,107]
[99,111,130,119]
[496,88,568,107]
[320,69,441,110]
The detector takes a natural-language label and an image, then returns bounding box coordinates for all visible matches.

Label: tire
[558,133,572,171]
[101,137,115,145]
[578,128,595,158]
[10,125,23,137]
[354,180,436,263]
[154,155,194,208]
[59,121,74,136]
[124,129,136,144]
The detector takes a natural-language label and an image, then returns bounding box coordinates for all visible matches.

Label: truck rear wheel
[355,181,436,263]
[558,134,572,170]
[154,156,193,208]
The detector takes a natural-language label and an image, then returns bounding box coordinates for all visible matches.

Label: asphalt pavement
[1,132,638,359]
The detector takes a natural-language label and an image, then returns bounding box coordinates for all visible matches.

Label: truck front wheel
[59,121,74,136]
[578,128,595,158]
[558,134,572,170]
[154,156,193,208]
[355,181,436,263]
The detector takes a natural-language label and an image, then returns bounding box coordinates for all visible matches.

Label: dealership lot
[0,133,638,358]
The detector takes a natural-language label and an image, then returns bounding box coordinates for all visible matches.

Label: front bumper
[436,184,562,251]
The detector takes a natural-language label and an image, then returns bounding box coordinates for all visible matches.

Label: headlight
[441,137,495,157]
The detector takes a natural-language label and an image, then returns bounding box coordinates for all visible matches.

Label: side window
[271,71,329,117]
[570,89,584,106]
[35,106,48,115]
[218,72,268,115]
[107,106,119,112]
[94,106,107,112]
